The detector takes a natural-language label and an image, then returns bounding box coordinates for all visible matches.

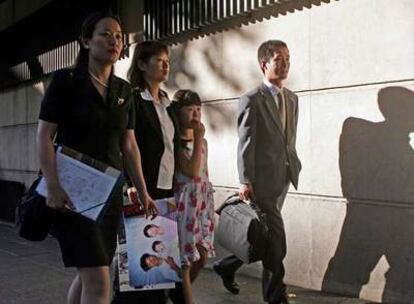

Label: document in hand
[36,146,121,221]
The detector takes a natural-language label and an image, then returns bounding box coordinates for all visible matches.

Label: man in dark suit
[214,40,301,304]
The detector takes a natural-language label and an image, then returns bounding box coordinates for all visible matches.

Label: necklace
[88,70,108,88]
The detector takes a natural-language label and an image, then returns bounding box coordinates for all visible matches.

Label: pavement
[0,223,375,304]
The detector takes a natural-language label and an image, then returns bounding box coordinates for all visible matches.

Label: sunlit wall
[162,1,414,303]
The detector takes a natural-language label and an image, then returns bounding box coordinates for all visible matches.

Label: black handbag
[216,194,269,263]
[16,176,51,241]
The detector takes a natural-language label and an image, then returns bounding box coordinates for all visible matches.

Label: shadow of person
[322,87,414,303]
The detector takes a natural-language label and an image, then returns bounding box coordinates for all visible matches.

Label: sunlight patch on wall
[360,255,389,303]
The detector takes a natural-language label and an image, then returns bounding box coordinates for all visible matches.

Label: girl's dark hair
[75,12,122,68]
[128,40,169,89]
[171,90,202,114]
[152,240,163,252]
[172,90,202,145]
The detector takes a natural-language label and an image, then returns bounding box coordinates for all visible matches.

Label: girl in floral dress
[172,90,215,304]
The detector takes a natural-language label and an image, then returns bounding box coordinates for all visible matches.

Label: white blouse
[140,89,175,190]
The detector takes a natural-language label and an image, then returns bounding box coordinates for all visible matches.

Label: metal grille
[36,41,79,75]
[1,35,131,91]
[9,63,31,82]
[0,41,79,91]
[144,0,335,44]
[0,0,336,91]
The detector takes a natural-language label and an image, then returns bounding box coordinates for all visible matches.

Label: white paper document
[36,146,121,221]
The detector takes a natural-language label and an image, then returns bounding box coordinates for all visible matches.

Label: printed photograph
[118,194,181,291]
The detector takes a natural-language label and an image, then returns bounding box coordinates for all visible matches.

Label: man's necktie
[277,91,286,130]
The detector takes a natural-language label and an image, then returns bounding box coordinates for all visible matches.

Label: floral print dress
[174,139,215,265]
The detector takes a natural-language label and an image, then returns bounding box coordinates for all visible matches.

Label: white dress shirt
[140,89,175,190]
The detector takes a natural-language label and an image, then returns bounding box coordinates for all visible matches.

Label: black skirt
[51,188,123,268]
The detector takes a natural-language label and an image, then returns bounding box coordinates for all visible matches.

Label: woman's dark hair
[128,40,169,89]
[75,12,122,68]
[171,89,202,116]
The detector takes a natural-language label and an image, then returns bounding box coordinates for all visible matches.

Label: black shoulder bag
[16,175,51,241]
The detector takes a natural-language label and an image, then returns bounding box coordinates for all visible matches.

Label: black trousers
[216,186,289,303]
[111,188,185,304]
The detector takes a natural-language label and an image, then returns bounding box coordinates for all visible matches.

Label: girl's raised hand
[192,121,205,139]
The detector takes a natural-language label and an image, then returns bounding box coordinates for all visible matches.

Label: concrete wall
[163,0,414,303]
[0,82,45,186]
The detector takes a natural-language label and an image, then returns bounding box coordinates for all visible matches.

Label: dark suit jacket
[131,88,180,197]
[237,83,301,202]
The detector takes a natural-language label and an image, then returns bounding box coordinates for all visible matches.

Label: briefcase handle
[215,193,262,215]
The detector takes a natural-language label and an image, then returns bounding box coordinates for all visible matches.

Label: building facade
[0,0,413,302]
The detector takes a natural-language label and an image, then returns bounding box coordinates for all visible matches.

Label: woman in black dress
[37,12,156,304]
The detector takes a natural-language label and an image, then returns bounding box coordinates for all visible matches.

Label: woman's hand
[46,183,74,211]
[138,190,158,220]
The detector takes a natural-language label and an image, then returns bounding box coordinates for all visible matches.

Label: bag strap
[216,192,266,217]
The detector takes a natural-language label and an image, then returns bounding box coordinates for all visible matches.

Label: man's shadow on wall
[322,87,414,303]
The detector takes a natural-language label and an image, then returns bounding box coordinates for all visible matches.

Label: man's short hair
[257,40,288,71]
[140,253,152,271]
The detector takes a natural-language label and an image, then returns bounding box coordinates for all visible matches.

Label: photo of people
[140,254,181,281]
[117,232,175,292]
[118,196,181,291]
